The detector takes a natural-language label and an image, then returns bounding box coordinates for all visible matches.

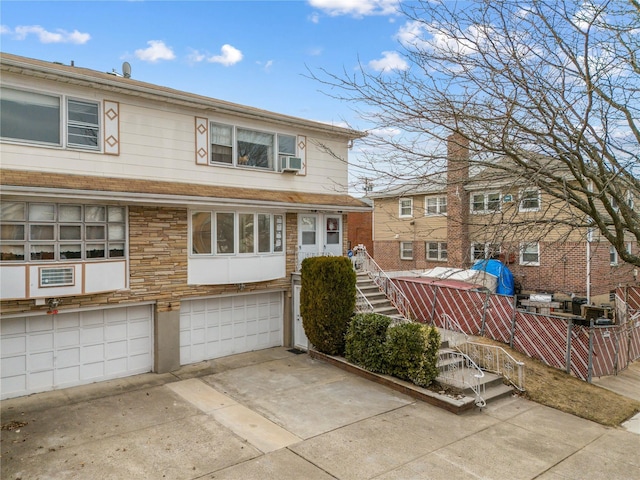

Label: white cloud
[309,0,400,17]
[396,20,429,49]
[309,12,320,23]
[1,25,11,35]
[368,51,408,72]
[208,44,243,66]
[186,49,206,64]
[10,25,90,44]
[257,59,274,72]
[135,40,176,63]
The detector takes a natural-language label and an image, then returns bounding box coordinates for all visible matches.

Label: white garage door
[1,305,153,400]
[180,292,283,365]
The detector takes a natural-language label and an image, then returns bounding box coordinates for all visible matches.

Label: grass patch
[471,337,640,427]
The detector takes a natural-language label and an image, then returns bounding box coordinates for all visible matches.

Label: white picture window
[399,198,413,218]
[425,196,447,216]
[400,241,413,260]
[520,242,540,265]
[237,128,274,169]
[519,189,540,212]
[191,211,285,256]
[426,242,447,261]
[0,201,125,262]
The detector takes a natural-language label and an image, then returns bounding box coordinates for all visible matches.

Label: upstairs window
[472,242,500,261]
[237,128,274,169]
[210,123,233,164]
[425,196,447,215]
[0,87,100,151]
[399,198,413,218]
[610,246,618,266]
[471,192,501,213]
[519,189,540,212]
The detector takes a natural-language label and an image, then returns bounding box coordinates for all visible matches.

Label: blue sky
[1,0,411,131]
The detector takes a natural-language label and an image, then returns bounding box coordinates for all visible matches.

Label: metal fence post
[480,291,490,337]
[430,285,439,326]
[565,318,573,374]
[509,295,518,348]
[588,318,594,383]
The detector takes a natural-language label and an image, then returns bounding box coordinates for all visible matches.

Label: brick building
[370,134,638,303]
[0,53,369,399]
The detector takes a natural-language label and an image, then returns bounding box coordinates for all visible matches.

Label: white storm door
[324,215,342,256]
[298,214,319,269]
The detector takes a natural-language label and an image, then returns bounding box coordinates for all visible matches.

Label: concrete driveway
[2,347,639,479]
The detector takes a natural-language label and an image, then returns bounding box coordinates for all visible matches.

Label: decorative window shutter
[103,100,120,155]
[195,117,209,165]
[297,135,307,175]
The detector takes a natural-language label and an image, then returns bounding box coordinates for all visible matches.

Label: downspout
[586,228,593,303]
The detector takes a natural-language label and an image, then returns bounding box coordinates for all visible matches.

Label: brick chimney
[446,132,470,268]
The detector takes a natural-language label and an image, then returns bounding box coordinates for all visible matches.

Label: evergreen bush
[300,256,356,355]
[385,322,441,387]
[345,313,392,373]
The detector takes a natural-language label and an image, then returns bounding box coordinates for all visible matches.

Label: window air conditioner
[40,267,75,287]
[279,155,302,173]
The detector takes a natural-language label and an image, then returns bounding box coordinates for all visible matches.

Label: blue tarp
[471,259,515,296]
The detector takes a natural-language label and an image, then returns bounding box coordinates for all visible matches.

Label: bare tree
[311,0,640,267]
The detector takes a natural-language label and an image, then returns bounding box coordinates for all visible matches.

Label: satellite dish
[122,62,131,78]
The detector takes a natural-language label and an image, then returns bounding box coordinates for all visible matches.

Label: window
[210,123,233,164]
[520,242,540,265]
[67,99,99,149]
[519,189,540,212]
[610,246,618,265]
[0,201,125,262]
[400,241,413,260]
[0,87,100,151]
[191,211,284,256]
[427,242,447,261]
[208,122,297,171]
[1,87,61,146]
[237,128,274,169]
[472,243,500,261]
[471,192,501,213]
[399,198,413,218]
[425,196,447,216]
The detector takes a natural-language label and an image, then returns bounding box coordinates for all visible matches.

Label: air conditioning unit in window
[279,155,302,173]
[40,267,75,287]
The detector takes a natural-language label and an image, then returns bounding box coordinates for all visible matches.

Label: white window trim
[520,242,540,266]
[518,188,541,212]
[470,191,502,214]
[399,198,413,218]
[400,241,413,260]
[0,85,102,152]
[471,242,501,261]
[610,245,618,266]
[426,241,447,261]
[424,196,447,216]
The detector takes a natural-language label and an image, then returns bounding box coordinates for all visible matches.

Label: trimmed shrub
[385,322,441,388]
[300,256,356,355]
[345,313,392,373]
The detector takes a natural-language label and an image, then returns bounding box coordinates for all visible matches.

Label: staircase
[356,272,402,317]
[437,340,515,407]
[355,273,516,408]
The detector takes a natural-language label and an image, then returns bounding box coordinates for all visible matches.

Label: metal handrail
[438,350,486,407]
[356,250,413,320]
[355,285,375,314]
[439,313,470,347]
[457,341,526,391]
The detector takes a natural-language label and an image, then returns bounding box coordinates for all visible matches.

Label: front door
[298,214,319,269]
[324,215,342,256]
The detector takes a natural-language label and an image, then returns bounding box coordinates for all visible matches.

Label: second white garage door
[180,291,283,365]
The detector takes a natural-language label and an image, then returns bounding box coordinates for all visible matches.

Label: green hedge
[300,256,356,356]
[344,317,441,388]
[345,313,392,373]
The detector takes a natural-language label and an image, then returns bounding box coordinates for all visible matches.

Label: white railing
[438,350,486,407]
[439,313,470,348]
[457,341,526,391]
[296,251,333,271]
[355,285,375,314]
[356,250,413,320]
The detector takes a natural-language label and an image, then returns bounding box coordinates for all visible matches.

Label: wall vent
[40,267,75,287]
